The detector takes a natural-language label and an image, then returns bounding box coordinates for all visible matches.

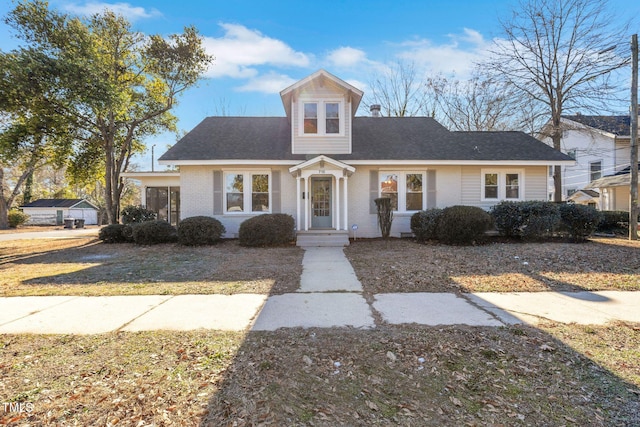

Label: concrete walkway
[0,246,639,334]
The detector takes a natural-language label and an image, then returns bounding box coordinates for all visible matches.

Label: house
[125,70,573,245]
[541,114,635,209]
[585,164,640,211]
[20,199,99,225]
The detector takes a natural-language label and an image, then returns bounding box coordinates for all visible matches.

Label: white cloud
[203,23,311,79]
[236,72,298,94]
[64,2,161,21]
[395,28,491,77]
[326,46,368,68]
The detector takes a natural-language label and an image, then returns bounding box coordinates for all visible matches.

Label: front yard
[1,235,639,425]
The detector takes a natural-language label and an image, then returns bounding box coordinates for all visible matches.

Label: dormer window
[300,100,343,136]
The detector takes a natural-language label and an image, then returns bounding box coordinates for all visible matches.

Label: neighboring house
[20,199,99,225]
[125,70,572,245]
[585,165,640,212]
[541,114,634,209]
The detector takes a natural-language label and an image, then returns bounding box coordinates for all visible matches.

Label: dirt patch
[345,237,640,294]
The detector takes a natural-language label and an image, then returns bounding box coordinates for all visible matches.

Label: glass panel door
[311,177,332,228]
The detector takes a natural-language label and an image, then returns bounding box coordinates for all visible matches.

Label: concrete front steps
[296,230,350,247]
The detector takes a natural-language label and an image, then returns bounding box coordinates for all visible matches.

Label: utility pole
[630,34,638,240]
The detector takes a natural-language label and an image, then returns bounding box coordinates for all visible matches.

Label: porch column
[304,176,310,231]
[295,175,301,231]
[335,176,341,231]
[343,175,349,231]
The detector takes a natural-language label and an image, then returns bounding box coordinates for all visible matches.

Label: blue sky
[1,0,638,170]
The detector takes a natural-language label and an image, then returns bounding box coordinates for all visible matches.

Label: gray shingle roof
[159,116,572,163]
[563,115,631,136]
[21,199,85,208]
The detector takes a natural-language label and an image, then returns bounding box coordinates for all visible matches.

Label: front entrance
[311,177,332,228]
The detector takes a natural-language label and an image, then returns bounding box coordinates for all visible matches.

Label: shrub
[238,214,295,247]
[177,216,226,246]
[131,220,177,245]
[491,201,560,240]
[98,224,130,243]
[410,208,442,243]
[559,204,602,242]
[8,209,29,228]
[436,205,493,245]
[374,197,394,238]
[597,210,629,232]
[120,205,156,224]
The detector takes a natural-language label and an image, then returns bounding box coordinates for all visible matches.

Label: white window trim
[379,170,427,213]
[223,170,272,215]
[481,169,525,202]
[298,99,345,136]
[589,160,602,182]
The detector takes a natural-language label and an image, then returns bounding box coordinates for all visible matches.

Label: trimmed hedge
[121,205,156,224]
[177,216,225,246]
[597,210,629,232]
[491,201,560,240]
[131,220,177,245]
[559,204,602,242]
[436,205,493,245]
[98,224,130,243]
[8,209,29,228]
[410,208,442,243]
[238,214,295,247]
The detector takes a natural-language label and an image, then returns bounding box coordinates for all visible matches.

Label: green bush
[98,224,130,243]
[559,204,602,242]
[121,205,156,224]
[238,214,295,247]
[597,210,629,232]
[131,220,177,245]
[8,209,29,228]
[491,201,560,240]
[436,205,493,245]
[177,216,226,246]
[410,208,442,243]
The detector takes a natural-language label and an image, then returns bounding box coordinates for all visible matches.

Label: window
[145,186,180,225]
[590,161,602,182]
[567,149,576,160]
[301,101,342,135]
[224,172,270,213]
[481,170,523,201]
[567,188,577,197]
[379,172,425,212]
[326,103,339,134]
[304,103,318,134]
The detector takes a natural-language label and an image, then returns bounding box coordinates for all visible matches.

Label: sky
[1,0,639,171]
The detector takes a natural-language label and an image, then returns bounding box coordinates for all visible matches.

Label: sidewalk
[1,246,639,334]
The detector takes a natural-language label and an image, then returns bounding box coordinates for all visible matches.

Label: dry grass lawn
[1,234,639,425]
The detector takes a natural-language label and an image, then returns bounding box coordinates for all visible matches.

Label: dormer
[280,69,363,155]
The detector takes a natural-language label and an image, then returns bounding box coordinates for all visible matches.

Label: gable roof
[159,116,573,165]
[279,69,364,118]
[21,199,97,209]
[562,115,631,136]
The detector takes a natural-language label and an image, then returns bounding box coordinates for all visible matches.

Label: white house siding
[461,166,548,210]
[180,165,297,238]
[291,88,352,155]
[347,166,380,238]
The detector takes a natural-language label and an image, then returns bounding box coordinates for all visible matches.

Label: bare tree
[363,61,436,117]
[483,0,629,201]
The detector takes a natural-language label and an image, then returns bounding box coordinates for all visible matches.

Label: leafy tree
[5,1,213,223]
[483,0,629,201]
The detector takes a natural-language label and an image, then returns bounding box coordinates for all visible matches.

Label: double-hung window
[589,161,602,182]
[481,170,523,201]
[301,101,342,135]
[379,172,425,212]
[224,172,270,213]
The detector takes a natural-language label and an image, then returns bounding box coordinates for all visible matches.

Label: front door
[311,177,332,228]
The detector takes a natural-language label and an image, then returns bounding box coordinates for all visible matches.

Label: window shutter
[271,171,281,213]
[427,170,437,209]
[213,171,223,215]
[370,170,378,214]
